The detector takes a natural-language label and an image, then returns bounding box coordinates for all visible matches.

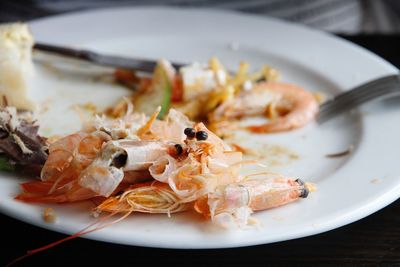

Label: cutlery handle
[33,42,184,72]
[34,43,97,61]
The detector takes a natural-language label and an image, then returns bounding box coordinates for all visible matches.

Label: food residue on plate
[228,41,240,51]
[312,91,327,104]
[272,215,285,222]
[42,207,57,223]
[79,102,98,113]
[71,102,101,123]
[230,143,258,156]
[370,178,382,184]
[231,142,300,167]
[39,60,64,80]
[109,57,318,135]
[325,145,354,158]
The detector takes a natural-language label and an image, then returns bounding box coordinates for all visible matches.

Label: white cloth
[3,0,400,33]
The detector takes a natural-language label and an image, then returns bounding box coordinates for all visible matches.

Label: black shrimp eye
[299,188,309,198]
[196,131,208,141]
[116,190,125,196]
[184,128,196,139]
[174,144,183,155]
[295,179,305,186]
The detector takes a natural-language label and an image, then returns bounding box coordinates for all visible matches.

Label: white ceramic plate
[1,7,400,249]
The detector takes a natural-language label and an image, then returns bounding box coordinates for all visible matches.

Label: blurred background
[1,0,400,34]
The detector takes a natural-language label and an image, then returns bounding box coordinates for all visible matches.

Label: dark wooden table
[1,9,400,267]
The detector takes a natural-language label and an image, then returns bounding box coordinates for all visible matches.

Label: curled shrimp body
[16,131,111,203]
[210,82,319,133]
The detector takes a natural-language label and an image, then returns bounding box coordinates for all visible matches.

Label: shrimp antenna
[243,171,282,179]
[6,210,133,267]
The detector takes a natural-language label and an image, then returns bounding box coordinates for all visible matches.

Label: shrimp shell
[247,83,319,133]
[78,140,172,197]
[194,176,310,227]
[148,154,178,183]
[209,82,319,133]
[40,132,86,182]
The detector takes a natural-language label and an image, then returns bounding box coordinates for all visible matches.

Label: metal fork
[34,42,185,72]
[317,74,400,123]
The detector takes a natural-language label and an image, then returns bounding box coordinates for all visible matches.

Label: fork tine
[321,75,399,109]
[323,76,396,106]
[318,75,400,123]
[34,42,185,72]
[318,86,395,122]
[318,83,397,122]
[320,79,396,114]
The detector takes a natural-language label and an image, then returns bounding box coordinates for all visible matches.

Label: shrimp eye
[112,152,128,168]
[116,190,125,196]
[174,144,183,155]
[196,131,208,141]
[299,188,309,198]
[184,128,196,139]
[295,178,305,186]
[0,129,8,138]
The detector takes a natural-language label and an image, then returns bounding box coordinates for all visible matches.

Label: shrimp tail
[15,180,97,203]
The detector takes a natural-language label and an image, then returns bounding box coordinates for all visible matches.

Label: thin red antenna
[6,210,132,267]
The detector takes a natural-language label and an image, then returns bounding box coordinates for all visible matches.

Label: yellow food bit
[42,208,57,223]
[237,61,249,76]
[305,183,317,192]
[265,102,278,120]
[263,65,280,82]
[81,102,98,113]
[209,57,227,74]
[205,85,235,113]
[312,92,326,104]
